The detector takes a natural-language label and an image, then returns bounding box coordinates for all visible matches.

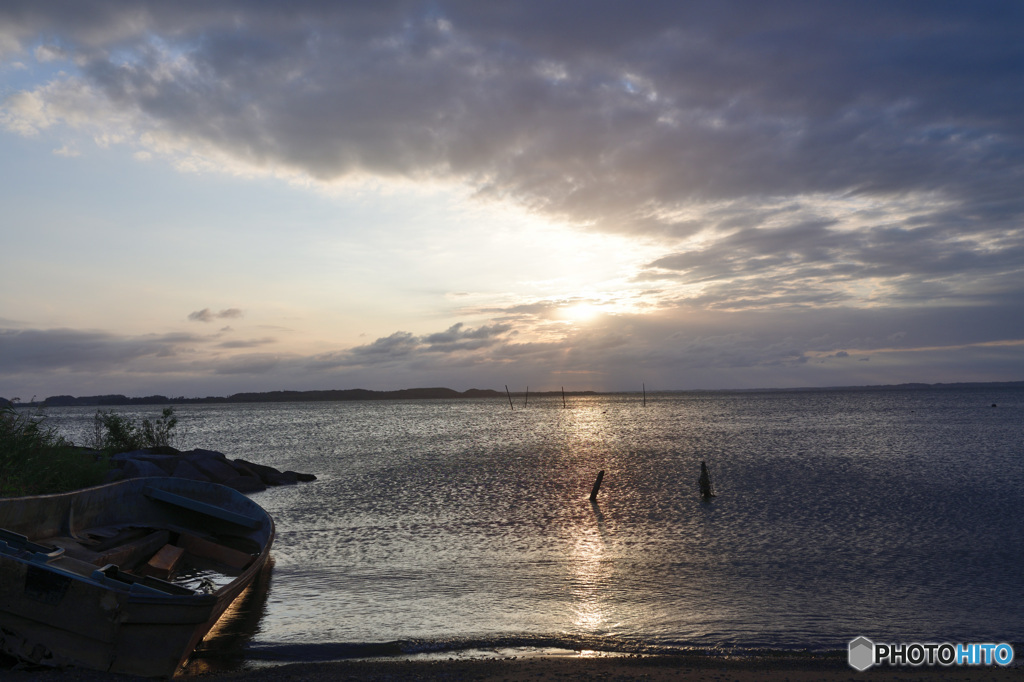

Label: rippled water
[44,387,1024,658]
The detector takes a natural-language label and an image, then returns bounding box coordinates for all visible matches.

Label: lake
[43,386,1024,662]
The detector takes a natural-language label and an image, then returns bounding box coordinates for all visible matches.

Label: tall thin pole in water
[562,386,566,408]
[643,383,646,407]
[525,386,529,407]
[505,385,515,411]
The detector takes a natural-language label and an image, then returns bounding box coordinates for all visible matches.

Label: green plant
[0,405,110,497]
[93,407,179,453]
[142,407,178,448]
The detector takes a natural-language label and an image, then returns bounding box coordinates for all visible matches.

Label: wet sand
[5,653,1024,681]
[210,656,1024,681]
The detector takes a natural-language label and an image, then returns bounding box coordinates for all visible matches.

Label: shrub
[143,407,178,448]
[93,407,179,453]
[0,405,110,497]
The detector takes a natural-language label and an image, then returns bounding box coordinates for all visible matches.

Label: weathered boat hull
[0,477,274,676]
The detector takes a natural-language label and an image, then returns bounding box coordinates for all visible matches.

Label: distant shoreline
[4,380,1021,409]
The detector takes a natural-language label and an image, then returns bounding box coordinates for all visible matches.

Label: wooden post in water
[589,470,605,501]
[525,386,529,407]
[643,383,646,407]
[505,385,515,411]
[699,460,716,498]
[562,386,566,408]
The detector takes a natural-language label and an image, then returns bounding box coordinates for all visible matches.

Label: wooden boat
[0,477,274,677]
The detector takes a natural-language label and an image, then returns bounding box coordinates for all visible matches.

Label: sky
[1,1,1023,398]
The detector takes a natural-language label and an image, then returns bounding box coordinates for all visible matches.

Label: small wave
[242,634,841,663]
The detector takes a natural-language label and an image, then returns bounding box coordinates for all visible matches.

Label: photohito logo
[848,637,1014,671]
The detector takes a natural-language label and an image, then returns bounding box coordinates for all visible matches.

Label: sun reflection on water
[568,511,611,634]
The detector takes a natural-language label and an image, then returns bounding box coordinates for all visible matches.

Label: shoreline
[5,651,1024,681]
[216,655,1024,681]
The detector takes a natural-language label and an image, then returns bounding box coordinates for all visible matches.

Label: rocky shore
[102,447,316,493]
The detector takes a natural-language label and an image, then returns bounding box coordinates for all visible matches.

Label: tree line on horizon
[4,387,531,408]
[2,381,1020,409]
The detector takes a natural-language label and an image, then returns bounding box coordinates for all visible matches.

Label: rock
[111,450,152,463]
[274,470,299,485]
[183,448,228,461]
[122,458,167,479]
[101,468,126,484]
[132,454,179,474]
[229,460,260,478]
[190,456,242,484]
[221,476,267,493]
[233,459,284,485]
[230,458,316,486]
[171,459,211,482]
[103,451,317,488]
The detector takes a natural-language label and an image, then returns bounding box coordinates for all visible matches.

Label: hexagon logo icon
[848,636,875,671]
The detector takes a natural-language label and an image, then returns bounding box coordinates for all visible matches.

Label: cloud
[2,2,1023,396]
[0,3,1016,322]
[188,308,243,323]
[310,323,514,370]
[33,44,67,62]
[4,4,1022,241]
[422,322,513,352]
[0,328,203,372]
[217,337,275,349]
[3,299,1023,397]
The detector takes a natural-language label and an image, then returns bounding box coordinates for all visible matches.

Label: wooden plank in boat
[140,544,186,579]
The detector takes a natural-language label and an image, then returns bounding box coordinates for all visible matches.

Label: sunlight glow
[562,302,602,322]
[570,532,607,632]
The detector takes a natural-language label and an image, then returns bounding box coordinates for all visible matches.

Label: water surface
[46,387,1024,658]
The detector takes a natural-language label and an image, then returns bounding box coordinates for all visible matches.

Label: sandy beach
[4,652,1024,681]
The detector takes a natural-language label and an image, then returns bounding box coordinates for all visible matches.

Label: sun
[562,302,601,322]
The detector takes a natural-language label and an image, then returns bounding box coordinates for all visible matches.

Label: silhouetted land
[32,387,506,407]
[4,381,1020,408]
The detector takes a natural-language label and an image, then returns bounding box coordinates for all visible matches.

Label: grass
[0,405,111,497]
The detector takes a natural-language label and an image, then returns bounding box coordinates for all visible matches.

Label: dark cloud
[188,308,243,322]
[422,323,512,352]
[310,323,514,370]
[643,213,1024,309]
[217,337,275,349]
[0,328,203,372]
[5,4,1022,204]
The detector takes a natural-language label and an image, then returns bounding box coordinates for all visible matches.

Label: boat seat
[143,486,261,529]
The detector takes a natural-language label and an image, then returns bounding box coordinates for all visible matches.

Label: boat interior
[0,483,267,597]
